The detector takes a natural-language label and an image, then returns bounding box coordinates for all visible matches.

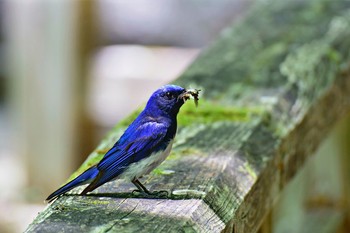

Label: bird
[46,84,199,202]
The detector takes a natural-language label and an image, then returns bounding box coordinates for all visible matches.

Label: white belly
[119,139,174,181]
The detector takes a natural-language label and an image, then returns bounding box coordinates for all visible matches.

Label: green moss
[242,162,257,179]
[151,168,175,175]
[86,199,110,205]
[178,99,264,127]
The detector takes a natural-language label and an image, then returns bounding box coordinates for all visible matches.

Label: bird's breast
[119,139,174,181]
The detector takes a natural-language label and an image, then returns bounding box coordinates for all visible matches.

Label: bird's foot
[132,189,169,199]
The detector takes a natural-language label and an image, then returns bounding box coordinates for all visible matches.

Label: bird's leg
[131,179,168,198]
[132,178,151,194]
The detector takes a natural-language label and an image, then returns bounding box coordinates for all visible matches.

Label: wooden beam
[25,0,350,232]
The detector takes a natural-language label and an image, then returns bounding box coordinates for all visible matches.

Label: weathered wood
[336,115,350,232]
[26,0,350,232]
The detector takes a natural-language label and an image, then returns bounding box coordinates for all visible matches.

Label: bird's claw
[131,189,169,199]
[152,190,169,198]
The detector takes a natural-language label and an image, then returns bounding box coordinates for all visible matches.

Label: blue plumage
[46,85,194,202]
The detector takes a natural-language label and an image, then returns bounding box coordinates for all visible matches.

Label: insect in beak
[179,89,201,107]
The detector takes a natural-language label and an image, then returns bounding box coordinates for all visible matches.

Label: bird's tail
[46,166,99,202]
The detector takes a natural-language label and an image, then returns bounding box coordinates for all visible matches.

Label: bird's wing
[81,121,169,194]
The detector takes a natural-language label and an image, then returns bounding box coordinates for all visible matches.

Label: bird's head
[145,85,192,117]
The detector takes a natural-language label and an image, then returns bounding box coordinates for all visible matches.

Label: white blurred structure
[98,0,250,46]
[5,0,80,193]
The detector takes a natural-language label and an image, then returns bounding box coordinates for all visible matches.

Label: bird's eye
[164,92,174,99]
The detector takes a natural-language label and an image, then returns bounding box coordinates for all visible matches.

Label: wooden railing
[26,0,350,232]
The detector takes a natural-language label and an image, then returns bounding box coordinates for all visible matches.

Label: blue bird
[46,85,198,202]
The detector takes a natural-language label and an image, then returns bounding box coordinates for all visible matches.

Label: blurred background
[0,0,250,232]
[3,1,350,233]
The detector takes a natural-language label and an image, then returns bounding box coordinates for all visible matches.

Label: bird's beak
[178,88,201,106]
[178,90,192,102]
